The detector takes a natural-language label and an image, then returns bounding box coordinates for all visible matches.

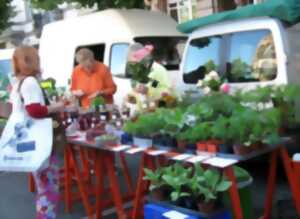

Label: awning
[177,0,300,34]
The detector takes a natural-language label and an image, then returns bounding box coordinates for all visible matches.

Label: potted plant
[91,96,105,113]
[123,112,163,148]
[271,84,300,130]
[143,167,172,201]
[158,108,187,150]
[162,163,193,208]
[189,164,232,214]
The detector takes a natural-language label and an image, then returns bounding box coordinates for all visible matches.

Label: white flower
[196,80,203,87]
[203,87,211,94]
[208,70,220,81]
[204,74,212,82]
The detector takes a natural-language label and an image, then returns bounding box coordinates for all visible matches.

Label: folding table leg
[225,166,243,219]
[119,152,134,196]
[95,151,104,219]
[132,153,147,219]
[69,145,94,219]
[262,150,278,219]
[105,152,127,219]
[28,173,35,193]
[280,147,300,214]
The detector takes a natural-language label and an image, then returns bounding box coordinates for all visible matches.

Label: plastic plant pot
[133,136,153,149]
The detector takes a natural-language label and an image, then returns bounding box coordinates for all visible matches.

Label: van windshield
[183,29,277,83]
[135,36,187,71]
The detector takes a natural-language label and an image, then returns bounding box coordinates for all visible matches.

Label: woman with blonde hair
[11,46,64,219]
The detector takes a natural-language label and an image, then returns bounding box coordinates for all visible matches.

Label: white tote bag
[0,112,53,172]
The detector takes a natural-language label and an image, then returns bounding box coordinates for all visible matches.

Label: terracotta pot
[151,186,171,201]
[197,140,221,153]
[196,142,207,152]
[197,200,216,214]
[233,144,252,155]
[177,141,187,152]
[151,188,166,201]
[251,141,264,151]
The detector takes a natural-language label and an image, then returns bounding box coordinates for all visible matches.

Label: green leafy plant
[123,112,163,138]
[143,167,169,191]
[92,96,105,110]
[162,163,192,202]
[189,164,232,203]
[177,122,212,144]
[157,108,187,138]
[126,61,151,86]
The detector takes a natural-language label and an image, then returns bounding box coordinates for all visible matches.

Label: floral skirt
[33,154,60,219]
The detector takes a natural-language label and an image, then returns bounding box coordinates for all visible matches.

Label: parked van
[39,9,187,106]
[0,48,14,84]
[177,1,300,121]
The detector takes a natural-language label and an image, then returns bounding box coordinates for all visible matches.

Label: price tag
[100,115,106,121]
[163,210,188,219]
[112,115,117,120]
[147,150,167,156]
[203,157,238,168]
[171,154,193,161]
[110,145,131,152]
[126,147,146,154]
[186,155,211,163]
[116,121,122,127]
[142,103,147,109]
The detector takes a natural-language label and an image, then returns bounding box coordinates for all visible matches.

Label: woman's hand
[88,90,104,100]
[47,102,64,114]
[72,89,85,97]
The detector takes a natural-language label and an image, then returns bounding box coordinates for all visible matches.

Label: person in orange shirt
[71,48,117,108]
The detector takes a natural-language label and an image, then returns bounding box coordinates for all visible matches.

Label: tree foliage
[31,0,145,10]
[0,0,14,34]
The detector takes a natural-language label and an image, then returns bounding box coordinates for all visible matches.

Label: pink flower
[220,83,230,94]
[132,44,154,62]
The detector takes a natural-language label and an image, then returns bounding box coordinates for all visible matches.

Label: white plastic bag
[0,112,53,172]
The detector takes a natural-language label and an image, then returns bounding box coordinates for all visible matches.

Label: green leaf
[216,181,232,192]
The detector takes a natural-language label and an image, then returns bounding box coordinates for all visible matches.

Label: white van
[39,9,187,106]
[179,17,300,93]
[0,48,14,80]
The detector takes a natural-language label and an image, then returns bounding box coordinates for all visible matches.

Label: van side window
[183,29,277,84]
[183,37,221,84]
[110,43,129,77]
[227,30,277,82]
[74,44,105,66]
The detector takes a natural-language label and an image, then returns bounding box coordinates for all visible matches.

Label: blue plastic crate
[144,203,232,219]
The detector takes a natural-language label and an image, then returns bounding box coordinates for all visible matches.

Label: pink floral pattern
[33,155,60,219]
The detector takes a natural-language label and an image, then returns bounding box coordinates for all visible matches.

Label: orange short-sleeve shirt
[71,61,117,108]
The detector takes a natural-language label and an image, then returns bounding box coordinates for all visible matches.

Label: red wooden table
[65,138,134,219]
[131,140,300,219]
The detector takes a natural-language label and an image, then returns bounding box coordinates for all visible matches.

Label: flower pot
[151,185,171,202]
[196,142,207,151]
[250,141,265,151]
[133,136,153,149]
[197,200,216,214]
[197,140,220,153]
[176,141,187,153]
[233,144,252,155]
[151,188,167,202]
